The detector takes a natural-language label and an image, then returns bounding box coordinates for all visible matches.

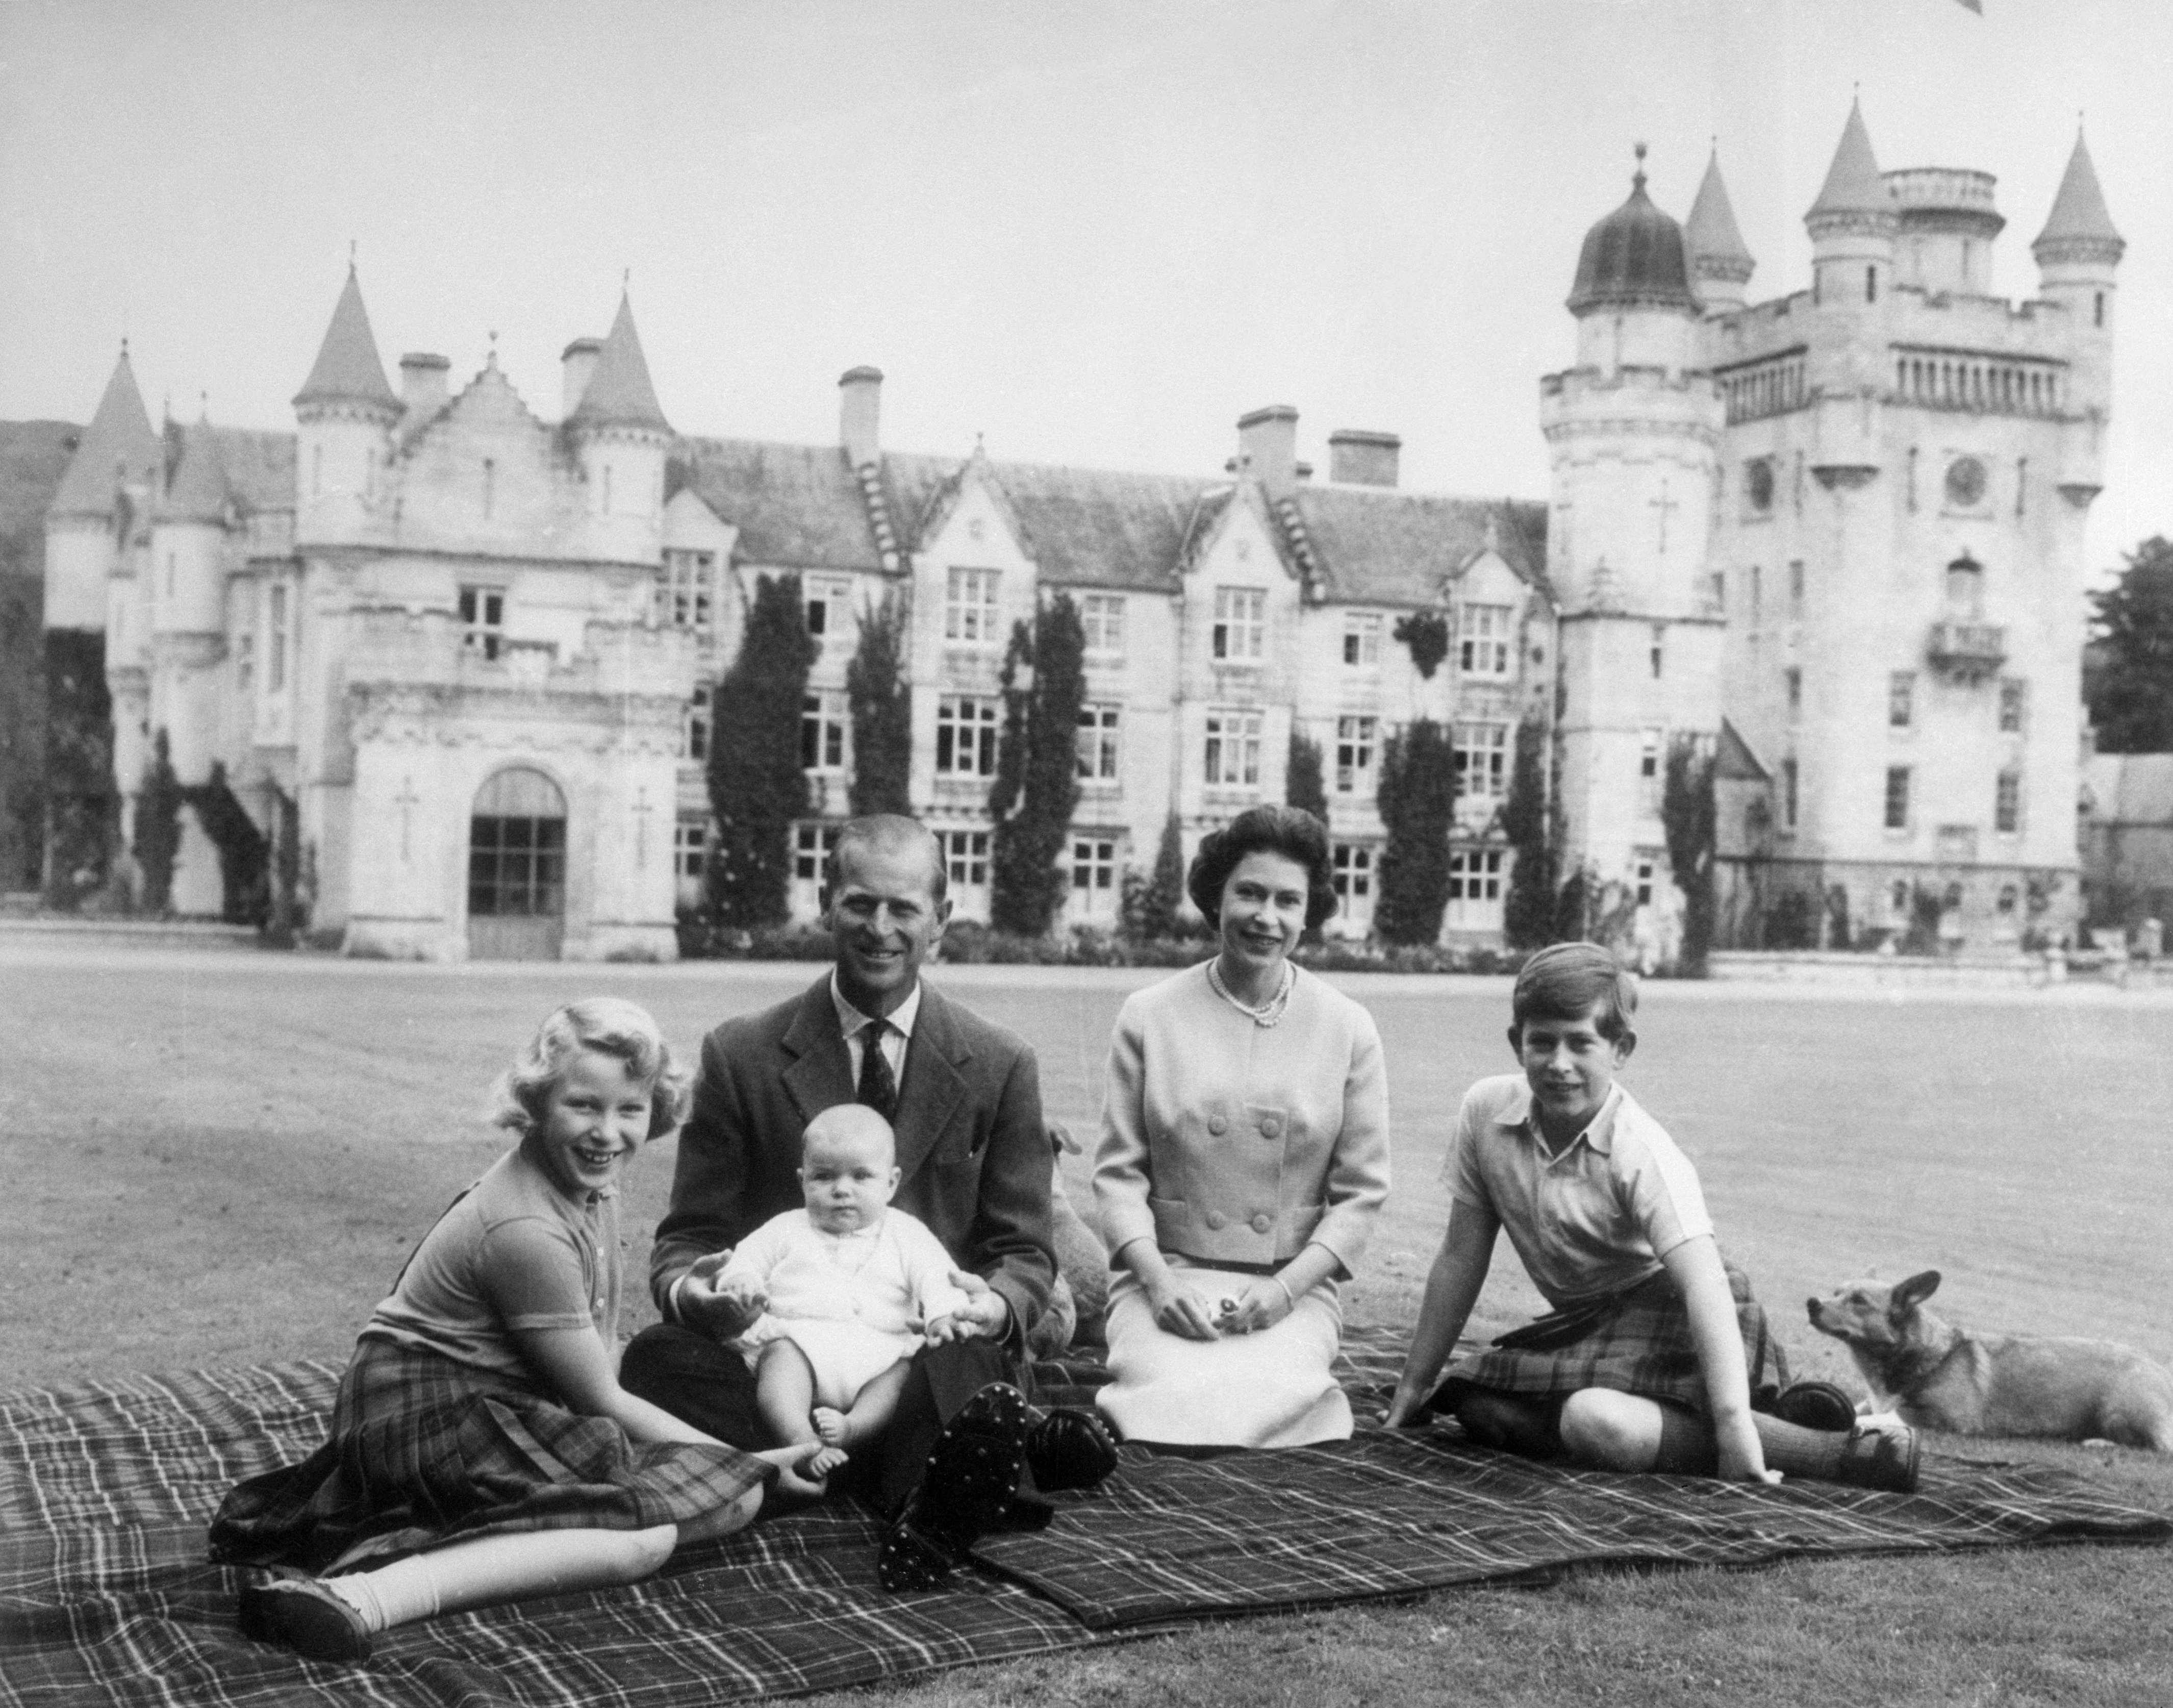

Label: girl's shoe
[241,1576,375,1662]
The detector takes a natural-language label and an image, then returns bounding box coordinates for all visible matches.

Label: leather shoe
[875,1382,1029,1591]
[1837,1421,1922,1494]
[1025,1406,1120,1493]
[1772,1379,1859,1435]
[241,1576,375,1662]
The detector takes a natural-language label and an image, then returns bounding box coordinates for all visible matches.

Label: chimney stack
[840,366,883,468]
[399,353,450,419]
[1327,429,1401,488]
[561,337,602,419]
[1235,405,1299,495]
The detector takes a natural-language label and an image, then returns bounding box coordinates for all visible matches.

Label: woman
[1092,804,1390,1447]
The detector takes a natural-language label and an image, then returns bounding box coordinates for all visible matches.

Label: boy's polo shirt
[1445,1074,1712,1309]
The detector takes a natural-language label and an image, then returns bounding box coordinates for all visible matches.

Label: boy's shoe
[1836,1421,1922,1495]
[1771,1380,1860,1435]
[241,1576,375,1662]
[1025,1406,1121,1493]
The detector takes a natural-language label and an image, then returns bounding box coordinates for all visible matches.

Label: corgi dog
[1808,1271,2173,1450]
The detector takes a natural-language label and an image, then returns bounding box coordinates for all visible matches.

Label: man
[621,815,1115,1590]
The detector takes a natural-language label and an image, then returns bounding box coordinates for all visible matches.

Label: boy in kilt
[1384,944,1917,1491]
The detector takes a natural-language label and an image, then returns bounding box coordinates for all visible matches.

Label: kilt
[208,1337,775,1576]
[1431,1262,1789,1417]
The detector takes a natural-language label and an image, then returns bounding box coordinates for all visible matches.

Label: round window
[1746,458,1775,511]
[1945,456,1987,509]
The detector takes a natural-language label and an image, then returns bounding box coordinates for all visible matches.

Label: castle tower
[293,266,401,547]
[44,346,161,633]
[2032,129,2123,446]
[1684,149,1755,316]
[147,422,232,784]
[1803,100,1898,405]
[1543,148,1725,928]
[564,292,671,564]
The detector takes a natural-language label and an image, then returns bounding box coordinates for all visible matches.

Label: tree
[1662,733,1718,973]
[989,594,1085,936]
[0,576,42,891]
[1285,731,1327,821]
[706,573,820,927]
[2086,536,2173,752]
[1125,810,1187,942]
[846,589,912,817]
[40,630,113,907]
[1393,610,1450,679]
[1500,710,1555,948]
[1374,720,1457,945]
[134,729,184,915]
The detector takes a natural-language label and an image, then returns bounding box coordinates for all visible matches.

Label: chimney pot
[561,337,602,420]
[840,366,883,468]
[1327,429,1402,488]
[399,352,450,419]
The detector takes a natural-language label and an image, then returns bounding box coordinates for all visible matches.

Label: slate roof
[1806,100,1892,222]
[157,423,295,523]
[1568,162,1699,316]
[1685,150,1755,281]
[49,351,161,518]
[569,296,671,434]
[294,268,401,411]
[2033,130,2123,255]
[672,438,879,570]
[1288,486,1550,605]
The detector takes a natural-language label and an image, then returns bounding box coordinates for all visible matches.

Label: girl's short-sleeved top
[361,1143,622,1380]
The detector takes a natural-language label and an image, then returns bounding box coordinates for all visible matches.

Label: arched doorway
[468,767,566,960]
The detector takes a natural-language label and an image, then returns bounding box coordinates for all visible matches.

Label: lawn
[8,948,2173,1705]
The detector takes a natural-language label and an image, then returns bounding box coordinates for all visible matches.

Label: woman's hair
[1510,942,1639,1042]
[492,997,690,1141]
[1185,804,1337,931]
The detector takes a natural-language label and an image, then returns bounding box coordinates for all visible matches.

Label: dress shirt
[830,971,919,1091]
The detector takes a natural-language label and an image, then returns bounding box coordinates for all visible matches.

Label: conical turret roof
[1685,149,1755,282]
[293,266,401,412]
[1567,150,1699,316]
[2033,130,2123,258]
[1806,99,1892,222]
[569,294,671,434]
[49,347,162,518]
[158,422,231,525]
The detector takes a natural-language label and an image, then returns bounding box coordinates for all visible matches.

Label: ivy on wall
[1501,710,1556,948]
[846,589,912,818]
[40,630,113,907]
[1284,731,1327,822]
[134,728,183,916]
[1393,610,1450,679]
[706,573,820,928]
[1374,719,1457,945]
[988,592,1085,937]
[1662,733,1718,972]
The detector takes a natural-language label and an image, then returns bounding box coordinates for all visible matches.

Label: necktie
[857,1019,899,1122]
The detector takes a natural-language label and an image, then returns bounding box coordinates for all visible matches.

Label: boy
[1384,943,1917,1491]
[712,1105,974,1481]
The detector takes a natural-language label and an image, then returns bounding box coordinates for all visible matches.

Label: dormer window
[1211,587,1265,661]
[1459,603,1512,676]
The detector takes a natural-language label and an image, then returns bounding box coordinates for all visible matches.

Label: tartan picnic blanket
[5,1334,2167,1706]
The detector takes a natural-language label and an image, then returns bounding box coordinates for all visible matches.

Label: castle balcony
[1892,344,2064,416]
[1926,619,2006,681]
[1715,347,1808,424]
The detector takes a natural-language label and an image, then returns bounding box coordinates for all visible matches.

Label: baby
[714,1104,973,1480]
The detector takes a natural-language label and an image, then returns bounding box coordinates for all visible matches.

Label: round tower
[148,424,232,782]
[1886,167,2003,296]
[2032,129,2123,423]
[293,266,401,549]
[1803,99,1897,402]
[566,293,671,565]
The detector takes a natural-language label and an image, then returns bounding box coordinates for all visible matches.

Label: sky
[3,0,2167,577]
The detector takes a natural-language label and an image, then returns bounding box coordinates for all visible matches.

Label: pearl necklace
[1207,958,1294,1028]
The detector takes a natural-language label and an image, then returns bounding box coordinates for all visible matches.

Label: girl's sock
[321,1553,442,1633]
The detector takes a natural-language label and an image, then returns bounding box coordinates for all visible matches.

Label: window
[1999,679,2026,734]
[674,819,709,881]
[235,631,254,693]
[938,828,989,891]
[459,585,505,661]
[1203,708,1262,788]
[684,684,712,761]
[482,457,495,520]
[1788,560,1805,619]
[1449,848,1504,903]
[1649,624,1665,680]
[1998,884,2019,915]
[800,691,846,772]
[1071,837,1118,897]
[1459,604,1513,677]
[804,575,852,641]
[1945,552,1984,617]
[1637,726,1662,808]
[1081,594,1126,657]
[1343,613,1382,667]
[936,695,1000,776]
[1211,587,1265,661]
[1995,770,2022,834]
[1884,766,1911,831]
[1331,843,1374,919]
[1888,671,1915,729]
[1634,853,1657,907]
[1335,715,1377,794]
[1945,459,1987,510]
[1455,721,1511,801]
[793,821,841,884]
[1785,668,1802,722]
[1865,263,1878,304]
[266,584,290,691]
[1748,565,1762,623]
[1076,702,1121,782]
[944,567,1000,643]
[1782,758,1799,831]
[655,550,717,641]
[1745,458,1775,512]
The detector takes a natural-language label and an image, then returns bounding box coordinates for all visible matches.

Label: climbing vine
[706,573,820,927]
[1662,733,1718,972]
[846,588,912,817]
[1374,720,1457,945]
[989,593,1085,936]
[1500,710,1555,948]
[1393,610,1450,679]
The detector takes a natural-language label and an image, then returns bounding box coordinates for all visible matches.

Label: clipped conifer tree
[1374,720,1457,945]
[1662,733,1718,973]
[1285,730,1327,821]
[846,589,912,817]
[40,630,113,906]
[706,573,820,927]
[989,593,1085,936]
[1134,810,1186,941]
[1500,710,1556,948]
[134,728,184,915]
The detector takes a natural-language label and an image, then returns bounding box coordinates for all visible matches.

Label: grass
[8,949,2173,1705]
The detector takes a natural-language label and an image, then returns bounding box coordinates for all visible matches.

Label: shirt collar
[1496,1079,1623,1158]
[829,969,921,1044]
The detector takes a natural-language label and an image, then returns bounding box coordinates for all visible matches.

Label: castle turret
[148,422,233,782]
[44,346,161,632]
[2032,129,2123,425]
[1684,149,1755,316]
[565,293,670,564]
[1886,167,2002,297]
[293,265,401,547]
[1805,99,1897,316]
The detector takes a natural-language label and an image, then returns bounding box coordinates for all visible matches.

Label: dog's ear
[1890,1270,1941,1316]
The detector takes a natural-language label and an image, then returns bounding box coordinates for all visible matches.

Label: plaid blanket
[4,1336,2166,1705]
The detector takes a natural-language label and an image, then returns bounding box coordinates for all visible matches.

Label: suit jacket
[650,973,1054,1350]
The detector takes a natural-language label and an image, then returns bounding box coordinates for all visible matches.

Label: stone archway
[467,766,566,960]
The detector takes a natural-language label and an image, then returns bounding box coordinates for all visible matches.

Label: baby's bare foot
[808,1444,849,1479]
[813,1407,849,1445]
[765,1441,832,1500]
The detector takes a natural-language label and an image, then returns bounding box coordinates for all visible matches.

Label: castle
[39,103,2118,960]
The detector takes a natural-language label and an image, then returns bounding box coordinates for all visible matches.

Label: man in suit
[621,814,1113,1589]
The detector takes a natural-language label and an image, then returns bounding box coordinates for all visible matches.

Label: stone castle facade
[40,103,2118,960]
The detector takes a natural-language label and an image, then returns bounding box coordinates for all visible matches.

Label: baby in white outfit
[714,1104,972,1476]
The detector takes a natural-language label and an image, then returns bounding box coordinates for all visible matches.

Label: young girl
[211,998,827,1664]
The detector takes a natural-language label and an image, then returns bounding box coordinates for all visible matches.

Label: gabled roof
[569,295,670,434]
[1285,487,1551,606]
[49,349,161,518]
[2033,130,2123,257]
[1685,150,1756,281]
[1806,99,1892,222]
[293,267,401,412]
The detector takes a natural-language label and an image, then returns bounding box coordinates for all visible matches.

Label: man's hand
[922,1313,964,1345]
[674,1251,765,1340]
[945,1269,1012,1341]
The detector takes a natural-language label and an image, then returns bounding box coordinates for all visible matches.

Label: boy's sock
[1749,1412,1848,1480]
[1450,1389,1563,1460]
